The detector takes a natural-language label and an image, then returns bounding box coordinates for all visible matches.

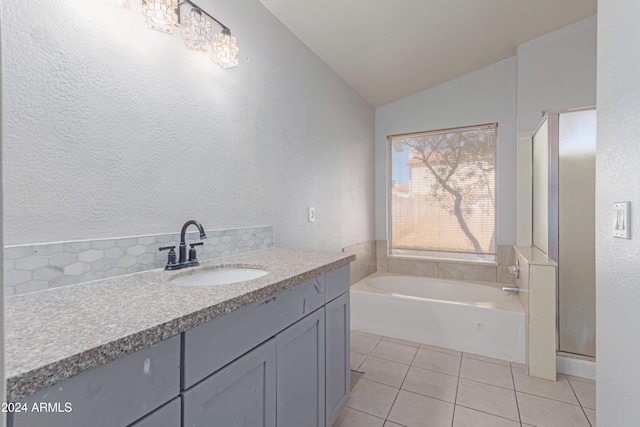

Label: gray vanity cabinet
[7,264,351,427]
[182,339,277,427]
[325,291,350,427]
[276,308,325,427]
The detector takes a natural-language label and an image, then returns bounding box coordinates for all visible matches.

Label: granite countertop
[4,248,355,402]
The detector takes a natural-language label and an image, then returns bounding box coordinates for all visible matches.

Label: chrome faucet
[159,220,207,270]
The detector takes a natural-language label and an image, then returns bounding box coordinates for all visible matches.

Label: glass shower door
[557,109,596,357]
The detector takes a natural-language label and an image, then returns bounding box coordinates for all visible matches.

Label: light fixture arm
[178,0,231,33]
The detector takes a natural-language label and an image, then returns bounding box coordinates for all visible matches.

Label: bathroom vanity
[4,249,353,427]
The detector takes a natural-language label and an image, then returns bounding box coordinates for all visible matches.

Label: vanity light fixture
[138,0,239,68]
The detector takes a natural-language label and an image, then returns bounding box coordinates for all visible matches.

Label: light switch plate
[613,202,630,238]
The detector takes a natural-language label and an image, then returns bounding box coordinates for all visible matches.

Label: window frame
[387,123,498,262]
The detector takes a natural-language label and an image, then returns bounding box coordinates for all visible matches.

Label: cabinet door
[325,292,350,427]
[276,309,325,427]
[182,339,276,427]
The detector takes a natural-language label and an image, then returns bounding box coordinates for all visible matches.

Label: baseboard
[556,353,596,380]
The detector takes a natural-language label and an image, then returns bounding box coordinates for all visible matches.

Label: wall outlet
[613,202,630,238]
[308,206,316,223]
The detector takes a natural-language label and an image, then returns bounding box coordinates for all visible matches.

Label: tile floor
[334,331,596,427]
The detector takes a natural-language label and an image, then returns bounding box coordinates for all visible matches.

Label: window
[389,123,497,260]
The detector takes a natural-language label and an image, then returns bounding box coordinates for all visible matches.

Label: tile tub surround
[4,226,275,296]
[343,241,377,285]
[375,240,516,285]
[4,248,355,402]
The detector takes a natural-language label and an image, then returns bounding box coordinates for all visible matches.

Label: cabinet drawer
[183,276,325,388]
[325,265,349,302]
[10,335,181,427]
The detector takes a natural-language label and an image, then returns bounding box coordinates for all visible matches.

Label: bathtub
[351,273,526,363]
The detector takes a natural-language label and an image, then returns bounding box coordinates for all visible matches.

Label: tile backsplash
[4,226,275,296]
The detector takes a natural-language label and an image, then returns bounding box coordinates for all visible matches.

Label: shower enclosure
[532,108,596,358]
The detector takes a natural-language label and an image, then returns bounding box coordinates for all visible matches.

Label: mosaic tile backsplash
[4,226,275,296]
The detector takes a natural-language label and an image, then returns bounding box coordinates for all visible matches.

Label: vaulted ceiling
[258,0,597,107]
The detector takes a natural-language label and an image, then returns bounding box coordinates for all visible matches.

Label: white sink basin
[170,267,269,287]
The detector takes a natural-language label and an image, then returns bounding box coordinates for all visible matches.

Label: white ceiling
[258,0,597,107]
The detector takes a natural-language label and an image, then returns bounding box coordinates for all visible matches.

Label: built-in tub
[351,273,526,363]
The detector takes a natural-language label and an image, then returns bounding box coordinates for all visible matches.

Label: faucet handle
[159,246,177,268]
[188,242,204,262]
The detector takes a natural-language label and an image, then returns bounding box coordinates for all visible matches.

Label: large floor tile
[360,356,410,388]
[463,352,511,366]
[512,368,579,405]
[584,408,596,426]
[456,378,520,421]
[351,333,381,355]
[566,374,595,385]
[401,366,458,403]
[460,357,514,389]
[370,341,418,365]
[570,379,596,410]
[352,330,383,340]
[452,405,520,427]
[387,390,454,427]
[345,331,597,427]
[412,347,461,376]
[346,378,399,419]
[332,407,385,427]
[382,335,421,348]
[350,352,367,371]
[420,343,462,356]
[517,392,591,427]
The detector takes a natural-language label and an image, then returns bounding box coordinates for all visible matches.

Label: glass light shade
[211,30,239,68]
[142,0,179,34]
[181,8,212,51]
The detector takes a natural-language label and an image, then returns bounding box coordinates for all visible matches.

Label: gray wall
[596,0,640,423]
[375,57,517,245]
[1,0,375,251]
[517,16,597,132]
